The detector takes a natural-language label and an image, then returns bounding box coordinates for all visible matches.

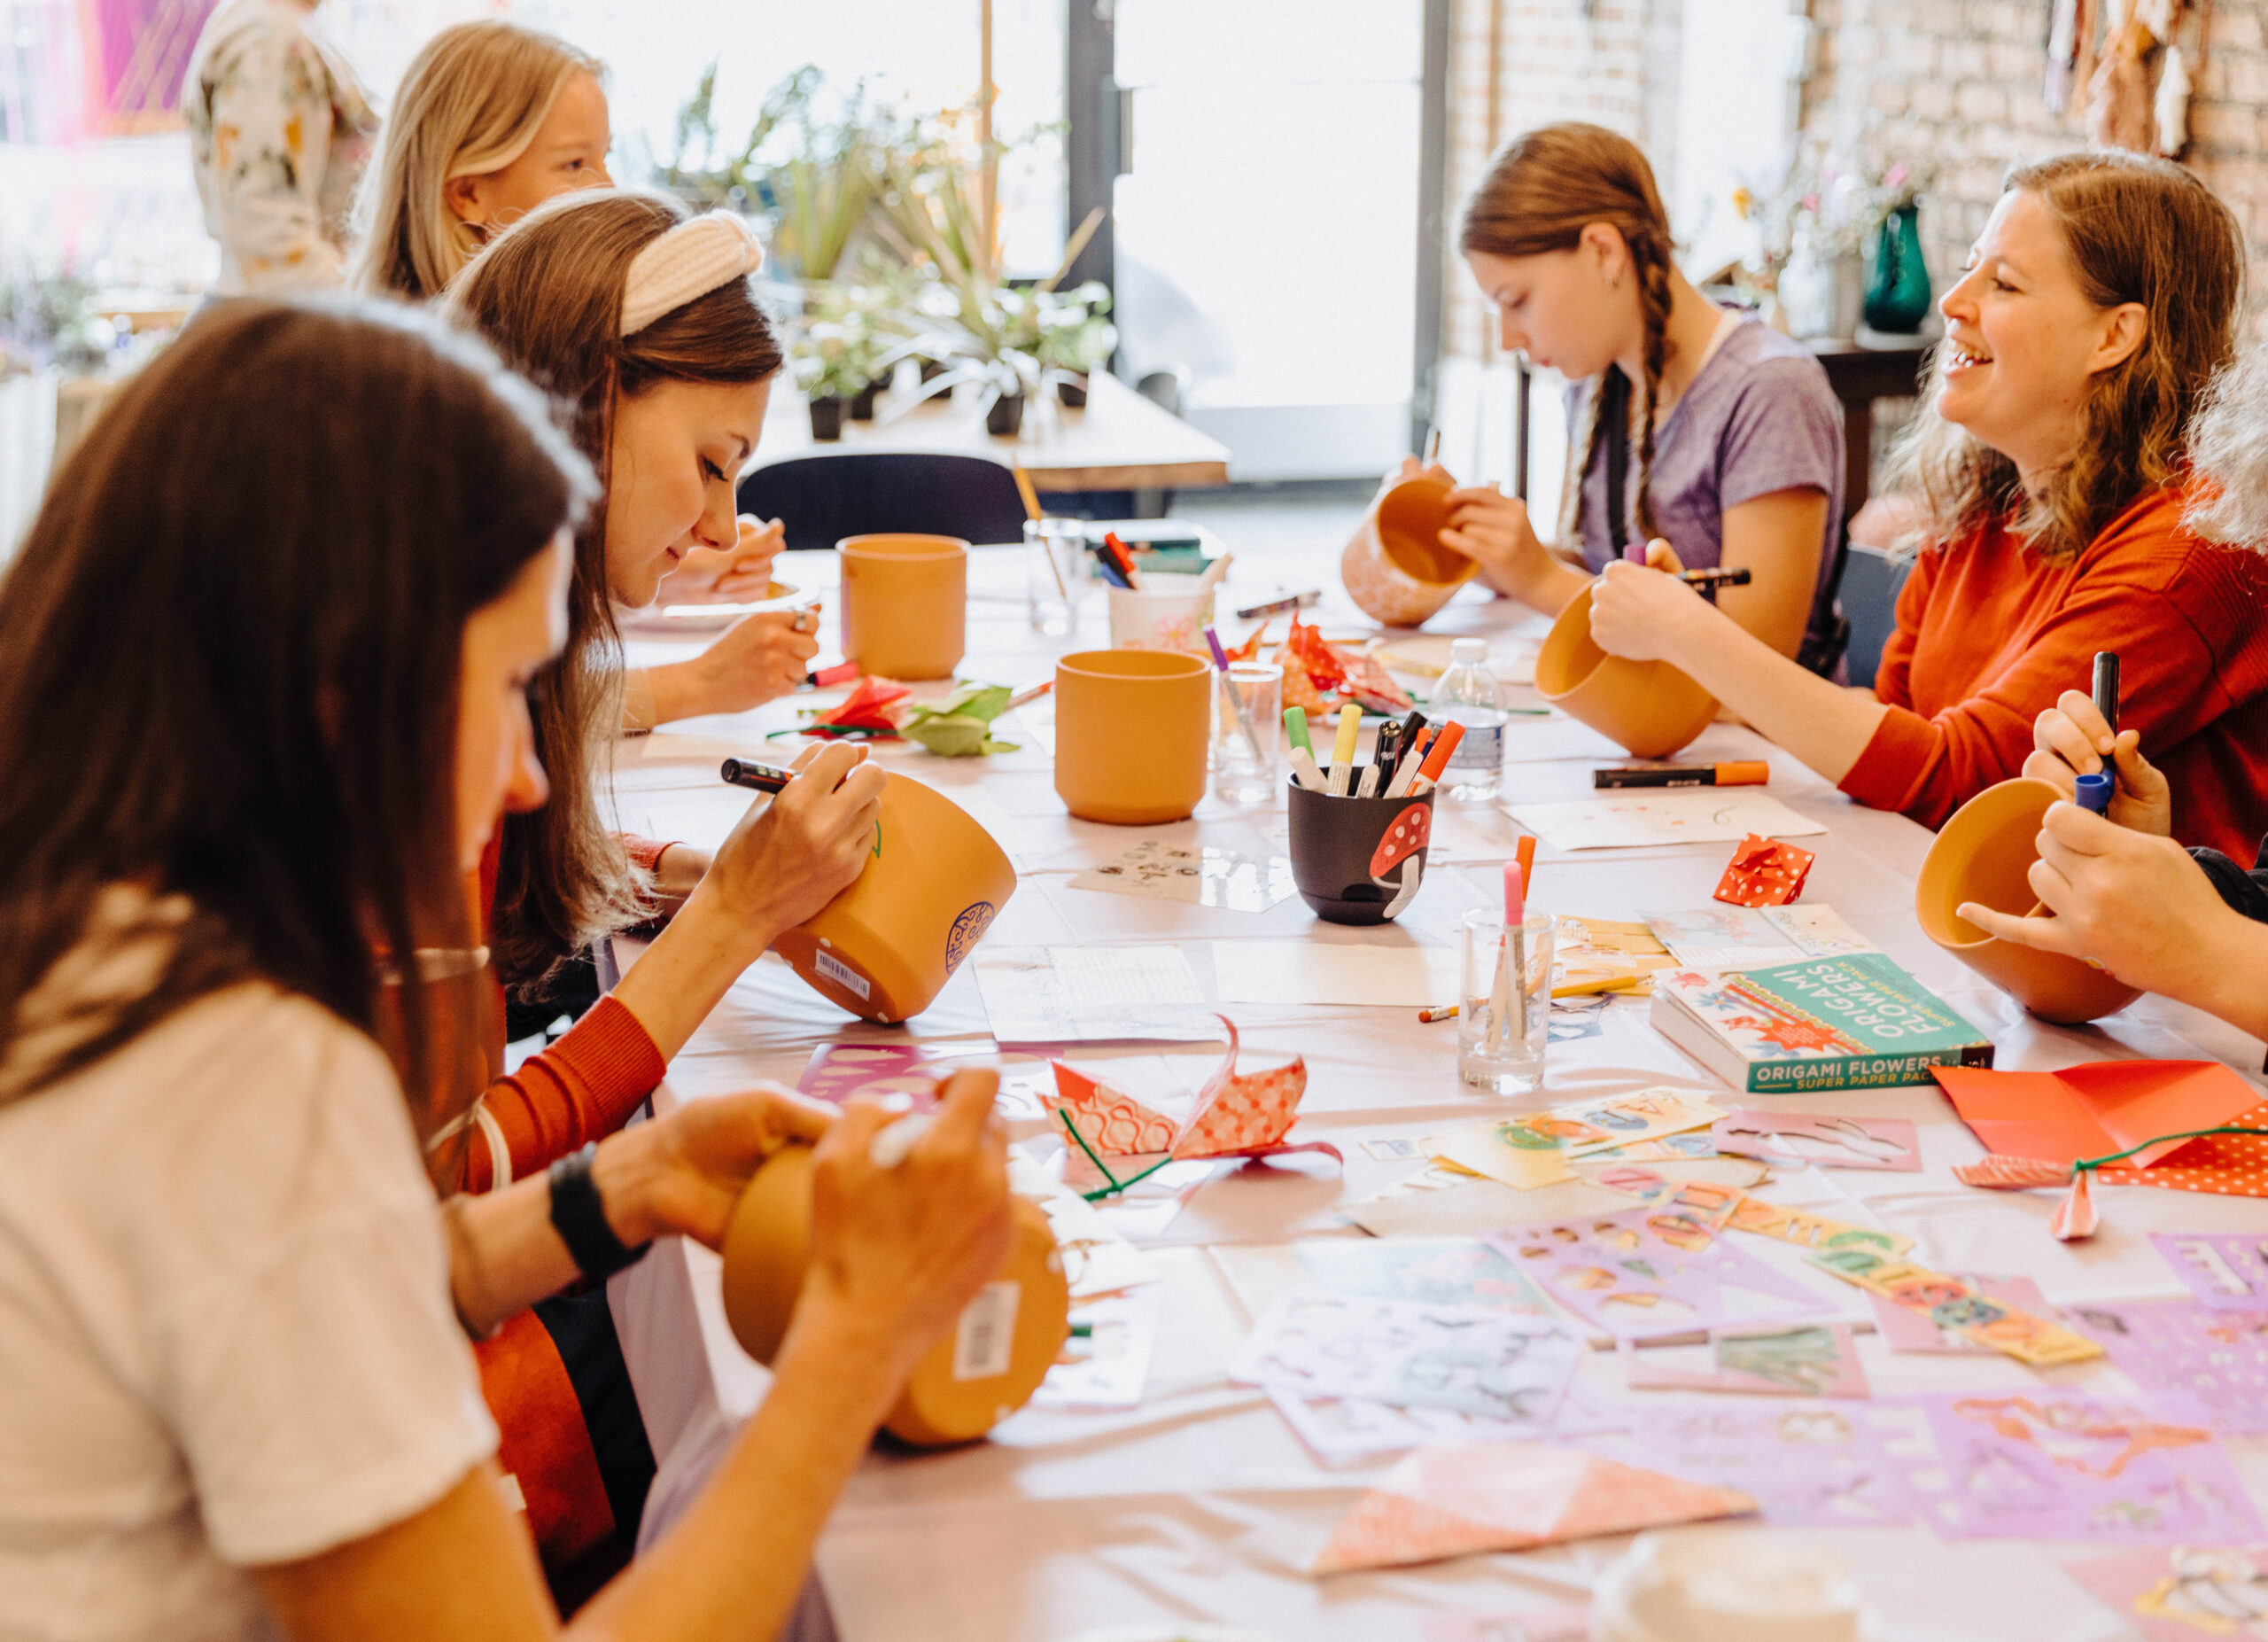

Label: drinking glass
[1212,661,1282,805]
[1457,907,1552,1095]
[1025,518,1088,634]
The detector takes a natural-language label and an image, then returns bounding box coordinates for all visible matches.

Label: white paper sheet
[1212,939,1459,1008]
[1504,790,1829,852]
[972,945,1216,1043]
[1030,1289,1159,1409]
[1068,840,1298,913]
[1642,904,1875,971]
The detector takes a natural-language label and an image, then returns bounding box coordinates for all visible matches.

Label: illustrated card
[1427,1087,1725,1190]
[2071,1299,2268,1436]
[1068,839,1298,914]
[1868,1273,2054,1353]
[2064,1546,2268,1642]
[1485,1203,1829,1341]
[1710,1109,1920,1171]
[2154,1233,2268,1311]
[1574,1399,1929,1529]
[1269,1382,1627,1467]
[1293,1236,1552,1315]
[1230,1295,1584,1420]
[1622,1323,1869,1398]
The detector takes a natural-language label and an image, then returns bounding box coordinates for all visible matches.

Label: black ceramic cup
[1286,774,1437,925]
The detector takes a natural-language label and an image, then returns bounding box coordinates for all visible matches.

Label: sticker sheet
[2154,1232,2268,1311]
[1711,1109,1921,1172]
[1869,1274,2055,1353]
[1229,1295,1585,1421]
[2064,1546,2268,1642]
[1293,1236,1553,1315]
[1268,1382,1626,1468]
[1574,1399,1929,1529]
[1805,1244,2101,1366]
[1912,1391,2266,1545]
[1485,1203,1830,1342]
[1067,839,1298,913]
[2071,1299,2268,1436]
[1621,1323,1869,1399]
[1427,1087,1725,1190]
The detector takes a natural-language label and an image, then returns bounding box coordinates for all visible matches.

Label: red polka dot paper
[1712,832,1815,908]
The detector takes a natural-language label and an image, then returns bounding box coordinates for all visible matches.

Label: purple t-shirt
[1567,317,1845,653]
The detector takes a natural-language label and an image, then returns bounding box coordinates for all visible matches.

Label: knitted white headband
[619,212,765,337]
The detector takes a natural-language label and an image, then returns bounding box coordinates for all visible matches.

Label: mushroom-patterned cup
[1286,776,1437,924]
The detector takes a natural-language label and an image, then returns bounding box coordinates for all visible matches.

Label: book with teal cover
[1651,952,1994,1093]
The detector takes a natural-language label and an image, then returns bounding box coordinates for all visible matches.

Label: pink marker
[1623,541,1647,564]
[1504,860,1526,923]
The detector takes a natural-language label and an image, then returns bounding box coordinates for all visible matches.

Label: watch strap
[547,1142,650,1282]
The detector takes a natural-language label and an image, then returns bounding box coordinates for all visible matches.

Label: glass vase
[1864,203,1932,335]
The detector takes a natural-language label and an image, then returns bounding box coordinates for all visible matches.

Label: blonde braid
[1557,377,1607,549]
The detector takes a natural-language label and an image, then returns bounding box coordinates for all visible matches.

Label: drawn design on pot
[944,900,998,973]
[1367,803,1432,919]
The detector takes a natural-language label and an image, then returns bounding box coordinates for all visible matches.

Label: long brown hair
[0,300,591,1115]
[448,189,784,993]
[1459,122,1677,545]
[351,20,604,301]
[1893,151,2243,559]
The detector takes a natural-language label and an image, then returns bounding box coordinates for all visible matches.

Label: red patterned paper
[1955,1101,2268,1202]
[1175,1016,1308,1158]
[1712,833,1814,907]
[1045,1062,1177,1156]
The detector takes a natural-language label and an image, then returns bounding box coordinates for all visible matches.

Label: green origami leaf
[902,712,1020,758]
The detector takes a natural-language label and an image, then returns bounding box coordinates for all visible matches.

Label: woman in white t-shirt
[0,299,1012,1642]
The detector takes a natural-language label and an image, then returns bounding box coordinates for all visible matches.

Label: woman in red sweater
[1586,151,2268,862]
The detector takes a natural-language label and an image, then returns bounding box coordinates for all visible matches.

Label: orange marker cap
[1716,761,1769,787]
[1417,720,1465,782]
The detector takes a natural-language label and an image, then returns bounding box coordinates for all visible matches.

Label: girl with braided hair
[1411,121,1845,663]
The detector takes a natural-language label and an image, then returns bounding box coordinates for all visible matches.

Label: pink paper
[1046,1015,1321,1166]
[1312,1441,1755,1574]
[2071,1299,2268,1436]
[1486,1204,1830,1342]
[2064,1546,2268,1641]
[2154,1232,2268,1311]
[1574,1399,1927,1529]
[1868,1274,2055,1353]
[794,1042,957,1108]
[1913,1390,2266,1544]
[1622,1323,1869,1398]
[1711,1109,1920,1172]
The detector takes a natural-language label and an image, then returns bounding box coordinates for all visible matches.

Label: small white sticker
[814,948,871,1001]
[952,1280,1021,1381]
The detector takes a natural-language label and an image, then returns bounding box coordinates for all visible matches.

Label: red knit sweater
[1842,486,2268,860]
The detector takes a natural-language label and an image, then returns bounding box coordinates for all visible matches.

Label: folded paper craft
[1712,832,1815,907]
[1312,1442,1755,1574]
[795,674,908,738]
[1047,1016,1340,1176]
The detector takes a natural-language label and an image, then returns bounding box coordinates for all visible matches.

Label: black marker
[720,758,795,794]
[1234,590,1322,619]
[1677,567,1753,588]
[2093,651,2120,737]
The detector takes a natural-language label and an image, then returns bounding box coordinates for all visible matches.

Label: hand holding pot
[799,1070,1014,1381]
[2022,689,2173,836]
[1955,799,2231,999]
[592,1083,835,1249]
[657,513,786,604]
[702,741,887,948]
[1588,542,1713,665]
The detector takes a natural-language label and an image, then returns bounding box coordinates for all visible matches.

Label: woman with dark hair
[0,297,1011,1639]
[1587,150,2268,858]
[1410,122,1845,664]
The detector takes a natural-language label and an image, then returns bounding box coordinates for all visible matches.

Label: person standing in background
[183,0,377,292]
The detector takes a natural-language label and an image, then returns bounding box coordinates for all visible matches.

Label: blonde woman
[183,0,377,292]
[352,20,611,303]
[1587,152,2268,857]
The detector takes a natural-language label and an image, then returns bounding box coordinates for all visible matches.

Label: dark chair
[1839,542,1915,690]
[737,452,1030,551]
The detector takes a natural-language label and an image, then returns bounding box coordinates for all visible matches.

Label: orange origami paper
[1313,1442,1755,1574]
[1047,1016,1334,1168]
[1712,832,1814,907]
[1934,1061,2264,1172]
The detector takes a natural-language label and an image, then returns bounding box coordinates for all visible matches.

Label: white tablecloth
[607,545,2268,1642]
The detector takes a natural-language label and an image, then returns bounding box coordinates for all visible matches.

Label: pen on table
[1328,703,1361,796]
[1005,680,1052,712]
[1236,590,1322,619]
[2074,771,2115,815]
[1418,1001,1458,1023]
[1204,625,1269,767]
[801,660,860,689]
[1408,720,1464,797]
[1593,760,1769,790]
[2093,650,2120,737]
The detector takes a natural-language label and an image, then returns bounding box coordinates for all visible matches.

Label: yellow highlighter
[1328,703,1361,796]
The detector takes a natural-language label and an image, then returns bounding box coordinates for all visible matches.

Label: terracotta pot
[839,533,967,681]
[1915,776,2142,1024]
[1534,584,1719,759]
[771,771,1015,1023]
[1339,472,1480,628]
[1286,778,1436,924]
[1054,648,1211,823]
[808,395,845,440]
[719,1113,1069,1448]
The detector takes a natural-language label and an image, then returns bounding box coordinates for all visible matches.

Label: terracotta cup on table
[1915,776,2141,1024]
[839,533,967,681]
[1053,648,1211,824]
[1534,583,1719,759]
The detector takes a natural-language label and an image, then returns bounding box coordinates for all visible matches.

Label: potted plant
[1035,281,1115,408]
[790,320,881,440]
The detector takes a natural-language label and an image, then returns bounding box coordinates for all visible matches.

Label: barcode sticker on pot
[814,948,871,1001]
[952,1280,1020,1381]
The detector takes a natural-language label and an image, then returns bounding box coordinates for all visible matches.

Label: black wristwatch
[548,1143,651,1281]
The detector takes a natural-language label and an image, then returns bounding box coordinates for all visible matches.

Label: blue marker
[2074,772,2114,814]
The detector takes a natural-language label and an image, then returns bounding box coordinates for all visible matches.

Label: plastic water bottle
[1432,638,1507,802]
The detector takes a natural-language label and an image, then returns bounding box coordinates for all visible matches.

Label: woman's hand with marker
[696,741,888,959]
[1954,799,2240,1002]
[1588,537,1713,664]
[2022,689,2173,836]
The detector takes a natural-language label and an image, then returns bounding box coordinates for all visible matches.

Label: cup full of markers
[1282,704,1458,925]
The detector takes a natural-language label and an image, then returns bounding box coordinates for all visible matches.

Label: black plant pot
[1056,375,1089,409]
[850,379,880,420]
[985,393,1026,438]
[808,396,846,441]
[919,359,954,399]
